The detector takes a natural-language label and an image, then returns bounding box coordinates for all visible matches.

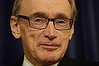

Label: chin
[40,55,62,65]
[41,59,60,66]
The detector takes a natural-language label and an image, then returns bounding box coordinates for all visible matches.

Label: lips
[39,42,60,51]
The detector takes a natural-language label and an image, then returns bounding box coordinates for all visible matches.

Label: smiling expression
[10,0,74,65]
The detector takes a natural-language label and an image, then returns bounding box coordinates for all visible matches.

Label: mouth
[39,43,60,51]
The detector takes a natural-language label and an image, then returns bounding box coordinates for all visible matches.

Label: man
[10,0,78,66]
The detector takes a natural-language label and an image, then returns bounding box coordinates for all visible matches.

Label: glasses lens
[54,19,72,30]
[30,17,47,29]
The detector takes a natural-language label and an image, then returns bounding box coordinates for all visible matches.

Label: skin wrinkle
[19,0,71,18]
[18,20,37,64]
[12,0,77,19]
[24,11,71,40]
[47,0,54,18]
[24,25,68,65]
[10,0,75,66]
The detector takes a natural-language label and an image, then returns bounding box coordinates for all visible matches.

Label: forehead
[19,0,71,17]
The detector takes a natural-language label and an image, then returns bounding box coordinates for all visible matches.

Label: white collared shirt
[23,55,58,66]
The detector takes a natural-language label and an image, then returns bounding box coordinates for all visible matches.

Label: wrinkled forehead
[19,0,71,18]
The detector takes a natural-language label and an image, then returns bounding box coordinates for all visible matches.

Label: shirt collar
[23,55,58,66]
[23,55,33,66]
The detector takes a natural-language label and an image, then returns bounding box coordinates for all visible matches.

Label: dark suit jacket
[12,55,99,66]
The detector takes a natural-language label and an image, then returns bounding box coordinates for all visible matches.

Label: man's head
[10,0,77,65]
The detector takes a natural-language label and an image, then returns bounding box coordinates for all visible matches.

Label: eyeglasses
[17,15,73,30]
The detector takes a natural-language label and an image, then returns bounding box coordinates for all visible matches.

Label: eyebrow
[30,12,47,18]
[55,13,69,19]
[30,12,69,19]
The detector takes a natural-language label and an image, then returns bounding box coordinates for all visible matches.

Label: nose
[44,22,57,40]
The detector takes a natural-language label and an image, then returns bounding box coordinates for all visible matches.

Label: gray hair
[68,0,77,20]
[12,0,23,16]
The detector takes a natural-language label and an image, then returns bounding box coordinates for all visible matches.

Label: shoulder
[58,56,99,66]
[58,56,80,66]
[12,56,24,66]
[11,55,99,66]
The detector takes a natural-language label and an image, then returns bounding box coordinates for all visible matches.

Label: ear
[10,16,21,39]
[69,26,74,40]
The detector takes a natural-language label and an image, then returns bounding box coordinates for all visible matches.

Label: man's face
[11,0,74,65]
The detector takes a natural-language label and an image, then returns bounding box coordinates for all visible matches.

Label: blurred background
[0,0,99,66]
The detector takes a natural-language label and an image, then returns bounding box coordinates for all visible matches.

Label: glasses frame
[17,15,73,30]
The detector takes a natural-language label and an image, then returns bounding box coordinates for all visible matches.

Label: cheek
[20,23,40,45]
[22,31,39,49]
[59,31,70,41]
[58,31,70,51]
[19,25,40,54]
[20,30,42,61]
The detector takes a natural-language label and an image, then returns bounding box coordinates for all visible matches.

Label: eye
[55,19,65,24]
[31,17,46,25]
[34,17,43,22]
